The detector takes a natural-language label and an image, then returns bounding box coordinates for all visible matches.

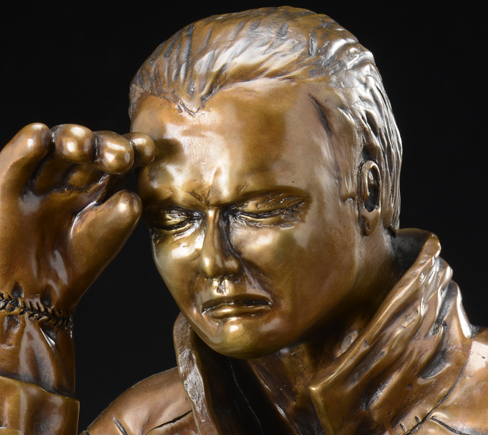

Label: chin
[194,316,292,359]
[207,342,278,359]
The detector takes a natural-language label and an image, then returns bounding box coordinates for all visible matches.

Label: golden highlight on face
[134,80,363,358]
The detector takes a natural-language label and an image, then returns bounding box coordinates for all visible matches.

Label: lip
[202,296,271,319]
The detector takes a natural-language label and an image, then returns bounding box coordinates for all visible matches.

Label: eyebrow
[146,187,310,211]
[188,191,207,204]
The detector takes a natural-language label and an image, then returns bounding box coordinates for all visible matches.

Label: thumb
[69,190,142,298]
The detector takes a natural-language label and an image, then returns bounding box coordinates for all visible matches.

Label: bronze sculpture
[0,6,487,435]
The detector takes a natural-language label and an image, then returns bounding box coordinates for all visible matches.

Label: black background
[1,1,486,429]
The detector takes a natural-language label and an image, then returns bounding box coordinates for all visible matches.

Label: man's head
[130,7,403,358]
[130,6,402,232]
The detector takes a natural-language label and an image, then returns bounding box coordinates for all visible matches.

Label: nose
[199,209,241,278]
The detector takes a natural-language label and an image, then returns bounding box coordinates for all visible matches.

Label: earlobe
[359,161,381,236]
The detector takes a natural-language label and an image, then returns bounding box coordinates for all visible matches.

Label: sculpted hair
[129,6,402,231]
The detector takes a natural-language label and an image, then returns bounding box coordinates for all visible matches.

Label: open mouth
[202,298,271,319]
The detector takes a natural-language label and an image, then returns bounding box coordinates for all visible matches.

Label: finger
[34,125,96,192]
[69,190,142,300]
[94,131,134,174]
[124,132,155,168]
[62,163,106,191]
[52,124,95,162]
[0,123,51,193]
[37,126,133,193]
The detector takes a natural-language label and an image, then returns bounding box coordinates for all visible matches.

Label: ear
[359,161,381,236]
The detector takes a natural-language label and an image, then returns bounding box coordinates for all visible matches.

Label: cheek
[230,225,301,268]
[230,216,322,271]
[229,225,311,307]
[151,230,204,298]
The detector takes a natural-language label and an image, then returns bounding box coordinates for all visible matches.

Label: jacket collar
[174,229,473,435]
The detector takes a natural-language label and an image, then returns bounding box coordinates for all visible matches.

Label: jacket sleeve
[85,368,195,435]
[0,368,193,435]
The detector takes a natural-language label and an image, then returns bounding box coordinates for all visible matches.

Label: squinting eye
[236,209,290,225]
[231,198,306,227]
[152,210,200,234]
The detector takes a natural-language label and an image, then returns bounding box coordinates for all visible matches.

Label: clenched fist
[0,123,154,326]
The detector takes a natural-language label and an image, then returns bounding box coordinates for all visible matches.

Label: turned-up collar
[173,229,473,435]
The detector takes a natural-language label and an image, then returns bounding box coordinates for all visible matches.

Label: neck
[239,310,372,431]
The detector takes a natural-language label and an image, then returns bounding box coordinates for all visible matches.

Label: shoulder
[85,367,196,435]
[427,327,488,434]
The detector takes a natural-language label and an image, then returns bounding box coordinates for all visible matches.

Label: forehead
[132,80,336,206]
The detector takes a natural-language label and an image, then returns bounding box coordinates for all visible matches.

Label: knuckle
[124,132,155,165]
[3,123,51,162]
[95,132,134,173]
[116,191,142,215]
[16,123,50,148]
[124,132,153,145]
[52,124,95,162]
[23,123,50,137]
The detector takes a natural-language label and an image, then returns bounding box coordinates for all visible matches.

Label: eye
[150,209,201,234]
[235,209,290,225]
[230,196,306,227]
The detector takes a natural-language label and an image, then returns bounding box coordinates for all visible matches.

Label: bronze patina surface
[0,7,487,435]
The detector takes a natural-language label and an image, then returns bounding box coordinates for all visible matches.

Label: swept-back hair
[130,6,402,231]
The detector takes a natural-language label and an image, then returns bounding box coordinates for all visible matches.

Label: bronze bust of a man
[0,7,486,435]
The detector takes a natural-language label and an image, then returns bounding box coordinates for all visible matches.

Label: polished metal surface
[0,7,485,435]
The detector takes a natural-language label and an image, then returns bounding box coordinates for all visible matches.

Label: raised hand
[0,123,155,313]
[0,123,154,394]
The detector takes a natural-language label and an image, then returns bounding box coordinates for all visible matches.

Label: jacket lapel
[309,230,472,434]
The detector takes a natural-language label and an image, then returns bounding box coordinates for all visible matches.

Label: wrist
[0,293,76,396]
[0,290,73,331]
